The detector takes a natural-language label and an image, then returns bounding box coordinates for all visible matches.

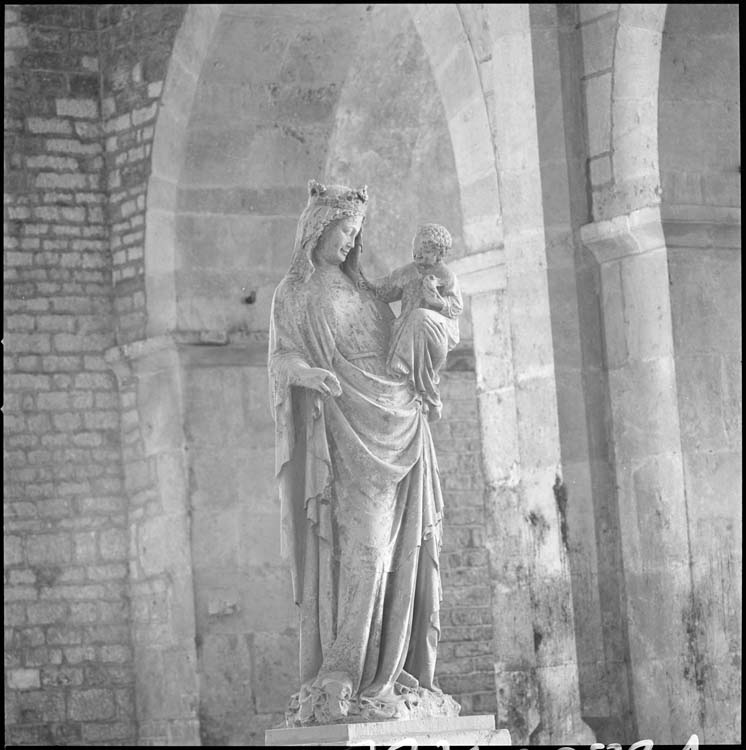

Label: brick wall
[432,370,497,716]
[4,4,134,744]
[97,4,186,344]
[5,5,190,745]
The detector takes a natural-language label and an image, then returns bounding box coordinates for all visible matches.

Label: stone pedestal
[266,715,510,746]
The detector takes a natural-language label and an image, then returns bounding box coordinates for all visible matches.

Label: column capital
[450,247,507,294]
[660,203,741,250]
[580,205,665,264]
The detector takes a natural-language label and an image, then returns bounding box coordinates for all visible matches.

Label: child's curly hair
[415,223,452,256]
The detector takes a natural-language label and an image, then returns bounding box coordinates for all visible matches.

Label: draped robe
[268,264,445,714]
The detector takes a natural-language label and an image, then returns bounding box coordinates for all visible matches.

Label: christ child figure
[360,223,463,421]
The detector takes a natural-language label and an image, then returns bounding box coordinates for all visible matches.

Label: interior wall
[174,4,365,336]
[325,2,472,341]
[659,4,741,741]
[4,5,140,744]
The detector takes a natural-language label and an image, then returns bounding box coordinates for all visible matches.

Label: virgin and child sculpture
[268,180,463,727]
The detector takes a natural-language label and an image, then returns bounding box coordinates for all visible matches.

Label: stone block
[86,562,126,581]
[35,172,87,190]
[611,97,658,181]
[25,533,71,566]
[618,250,673,360]
[79,721,136,742]
[582,14,616,75]
[5,535,24,566]
[589,154,611,186]
[584,73,612,156]
[505,273,555,377]
[252,630,298,714]
[516,368,561,449]
[41,666,84,688]
[63,645,97,664]
[28,155,79,172]
[702,173,741,208]
[598,258,629,369]
[579,4,618,24]
[668,251,740,357]
[5,25,29,48]
[132,103,158,127]
[661,169,703,205]
[84,411,119,430]
[613,25,661,101]
[27,117,73,135]
[608,358,683,464]
[72,531,98,563]
[615,458,689,578]
[267,715,509,746]
[198,631,255,730]
[17,689,66,723]
[56,98,98,119]
[100,645,132,663]
[99,528,128,561]
[8,668,41,690]
[137,515,192,578]
[27,602,67,626]
[676,354,729,452]
[7,332,52,355]
[472,290,512,391]
[68,688,116,721]
[148,81,163,99]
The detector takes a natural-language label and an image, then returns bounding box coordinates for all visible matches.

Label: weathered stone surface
[266,183,462,727]
[267,715,511,746]
[4,3,740,747]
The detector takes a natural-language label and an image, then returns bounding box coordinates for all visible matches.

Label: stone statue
[268,180,461,727]
[355,223,463,422]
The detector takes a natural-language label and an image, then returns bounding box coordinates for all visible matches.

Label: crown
[308,179,368,212]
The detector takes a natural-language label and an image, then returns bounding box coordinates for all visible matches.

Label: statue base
[265,715,511,746]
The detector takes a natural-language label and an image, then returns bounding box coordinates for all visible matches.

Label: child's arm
[438,268,463,319]
[361,265,408,303]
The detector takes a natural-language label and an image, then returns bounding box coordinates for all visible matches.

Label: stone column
[106,336,201,746]
[462,4,594,744]
[467,249,595,744]
[580,206,702,742]
[662,204,742,741]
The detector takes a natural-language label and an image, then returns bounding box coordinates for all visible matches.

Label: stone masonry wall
[579,3,619,217]
[659,5,741,741]
[4,4,134,745]
[97,6,199,744]
[97,4,186,344]
[432,369,496,717]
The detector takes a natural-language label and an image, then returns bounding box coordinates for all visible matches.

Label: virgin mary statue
[268,180,460,726]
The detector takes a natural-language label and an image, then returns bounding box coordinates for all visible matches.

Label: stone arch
[144,4,505,335]
[584,4,667,220]
[140,3,594,744]
[140,4,506,743]
[405,4,502,254]
[144,3,223,337]
[610,4,667,213]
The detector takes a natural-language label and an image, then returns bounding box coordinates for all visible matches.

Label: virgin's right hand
[296,367,342,397]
